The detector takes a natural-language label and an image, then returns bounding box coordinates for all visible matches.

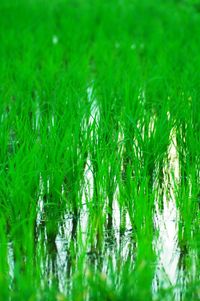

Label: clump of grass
[0,0,199,300]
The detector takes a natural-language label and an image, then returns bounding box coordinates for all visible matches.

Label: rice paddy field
[0,0,200,300]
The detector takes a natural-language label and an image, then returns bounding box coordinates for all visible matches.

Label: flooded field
[0,0,199,300]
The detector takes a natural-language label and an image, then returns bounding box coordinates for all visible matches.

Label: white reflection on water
[154,128,180,289]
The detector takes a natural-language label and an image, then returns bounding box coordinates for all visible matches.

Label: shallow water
[4,86,199,300]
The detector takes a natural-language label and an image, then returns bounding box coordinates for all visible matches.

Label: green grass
[0,0,199,300]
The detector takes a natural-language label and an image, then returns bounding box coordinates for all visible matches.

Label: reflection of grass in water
[0,0,199,300]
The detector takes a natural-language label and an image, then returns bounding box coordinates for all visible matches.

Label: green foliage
[0,0,199,300]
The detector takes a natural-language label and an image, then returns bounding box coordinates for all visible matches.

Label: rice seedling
[0,0,199,300]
